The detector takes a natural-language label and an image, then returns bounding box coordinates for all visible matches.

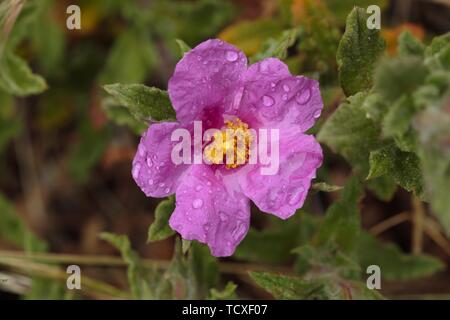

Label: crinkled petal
[169,165,250,257]
[238,58,323,132]
[239,128,322,219]
[168,39,247,124]
[132,122,188,197]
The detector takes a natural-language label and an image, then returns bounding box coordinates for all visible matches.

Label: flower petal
[239,58,323,132]
[132,122,188,197]
[239,129,323,219]
[169,164,250,257]
[168,39,247,124]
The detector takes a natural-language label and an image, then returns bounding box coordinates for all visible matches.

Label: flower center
[204,118,253,169]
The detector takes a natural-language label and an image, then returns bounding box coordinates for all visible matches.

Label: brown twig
[412,196,425,255]
[369,212,410,236]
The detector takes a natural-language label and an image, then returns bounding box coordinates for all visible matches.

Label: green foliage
[209,282,237,300]
[100,232,152,299]
[234,214,318,264]
[101,97,147,134]
[0,51,47,96]
[147,196,176,242]
[356,232,444,280]
[103,84,176,123]
[368,144,423,195]
[318,92,383,175]
[250,271,383,300]
[315,177,362,253]
[251,28,298,63]
[337,7,386,96]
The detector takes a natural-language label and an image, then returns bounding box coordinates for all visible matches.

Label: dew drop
[148,179,154,185]
[270,82,276,88]
[225,50,238,62]
[313,109,322,118]
[288,186,305,205]
[219,212,228,222]
[195,185,203,192]
[164,187,170,194]
[146,157,153,167]
[262,95,275,107]
[192,198,204,209]
[283,84,290,92]
[282,94,288,101]
[159,182,165,188]
[132,163,141,179]
[295,88,311,105]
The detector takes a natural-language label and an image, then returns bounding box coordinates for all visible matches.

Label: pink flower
[132,39,323,257]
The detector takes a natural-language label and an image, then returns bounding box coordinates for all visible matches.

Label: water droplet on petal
[148,179,154,185]
[132,163,141,179]
[206,181,211,186]
[164,187,170,193]
[262,95,275,107]
[288,186,305,205]
[192,198,204,209]
[283,84,290,92]
[159,182,165,188]
[219,212,228,222]
[282,94,288,101]
[270,82,276,88]
[295,88,311,105]
[146,157,153,167]
[313,109,322,118]
[225,50,238,62]
[195,185,203,192]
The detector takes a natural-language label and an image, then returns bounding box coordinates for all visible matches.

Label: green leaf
[366,175,397,202]
[99,29,157,84]
[356,232,444,280]
[100,232,151,299]
[250,271,382,300]
[188,241,219,298]
[315,176,362,253]
[368,144,423,195]
[249,271,327,300]
[374,56,428,102]
[0,51,47,96]
[311,182,343,192]
[326,0,387,26]
[101,97,147,134]
[337,7,386,96]
[209,282,237,300]
[175,39,191,56]
[398,30,425,57]
[251,28,298,63]
[234,214,318,264]
[415,100,450,233]
[318,92,383,175]
[103,84,176,123]
[147,197,176,242]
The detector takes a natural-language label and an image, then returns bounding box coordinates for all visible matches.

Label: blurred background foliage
[0,0,449,300]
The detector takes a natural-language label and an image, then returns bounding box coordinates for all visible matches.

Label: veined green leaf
[103,83,176,123]
[147,197,176,242]
[337,7,385,96]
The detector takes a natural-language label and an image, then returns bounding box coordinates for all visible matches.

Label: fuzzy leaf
[368,143,423,195]
[315,177,362,253]
[103,84,176,123]
[175,39,191,56]
[251,28,298,63]
[398,30,425,57]
[366,175,397,202]
[318,92,382,175]
[209,282,237,300]
[0,51,47,96]
[337,7,386,96]
[100,232,151,299]
[147,197,176,242]
[356,232,444,280]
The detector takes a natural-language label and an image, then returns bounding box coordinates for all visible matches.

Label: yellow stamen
[204,118,253,169]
